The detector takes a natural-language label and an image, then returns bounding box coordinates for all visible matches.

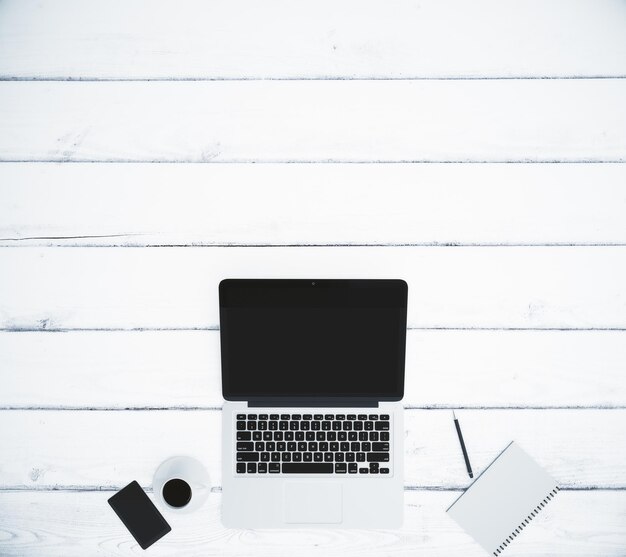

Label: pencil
[453,411,473,479]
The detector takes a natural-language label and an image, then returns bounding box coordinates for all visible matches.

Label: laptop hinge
[247,399,380,408]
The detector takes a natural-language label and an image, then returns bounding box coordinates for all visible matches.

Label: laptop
[220,279,408,528]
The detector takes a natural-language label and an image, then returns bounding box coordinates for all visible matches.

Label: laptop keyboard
[234,413,392,475]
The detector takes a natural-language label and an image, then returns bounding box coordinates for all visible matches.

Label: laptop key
[381,432,390,441]
[346,452,355,462]
[380,468,389,474]
[237,432,251,441]
[373,442,390,451]
[258,463,267,473]
[293,452,302,462]
[365,421,373,431]
[367,453,389,462]
[236,414,246,420]
[236,463,246,473]
[261,452,270,462]
[380,415,390,420]
[314,452,323,462]
[368,414,378,420]
[359,468,369,474]
[324,452,333,462]
[281,453,291,462]
[303,452,313,461]
[303,414,312,420]
[335,463,347,473]
[375,421,390,431]
[237,452,259,462]
[236,442,253,451]
[348,463,358,473]
[247,421,257,430]
[253,432,262,441]
[269,463,280,473]
[358,414,367,420]
[247,463,257,473]
[255,442,264,451]
[282,463,332,474]
[236,421,246,430]
[271,452,280,462]
[270,414,279,420]
[248,414,257,420]
[347,414,356,420]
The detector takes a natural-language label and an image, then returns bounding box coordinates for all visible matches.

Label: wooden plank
[0,490,624,557]
[2,163,626,247]
[0,409,623,489]
[1,0,625,80]
[2,246,626,330]
[2,330,625,409]
[1,80,625,162]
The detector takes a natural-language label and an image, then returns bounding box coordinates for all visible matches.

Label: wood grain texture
[2,163,626,247]
[2,246,626,330]
[0,490,624,557]
[2,330,625,409]
[1,409,623,490]
[1,80,625,162]
[1,0,625,80]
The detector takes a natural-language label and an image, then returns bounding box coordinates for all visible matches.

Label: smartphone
[108,480,171,549]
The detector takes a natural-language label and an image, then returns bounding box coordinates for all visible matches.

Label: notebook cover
[447,441,559,556]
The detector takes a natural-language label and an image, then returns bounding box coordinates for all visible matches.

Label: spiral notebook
[447,441,559,556]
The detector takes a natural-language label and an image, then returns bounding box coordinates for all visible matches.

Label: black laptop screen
[219,280,407,401]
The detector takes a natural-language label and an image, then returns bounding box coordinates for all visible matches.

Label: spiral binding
[492,486,560,556]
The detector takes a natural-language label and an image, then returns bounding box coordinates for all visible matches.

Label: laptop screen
[219,279,407,401]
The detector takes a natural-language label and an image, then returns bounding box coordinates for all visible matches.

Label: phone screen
[108,480,171,549]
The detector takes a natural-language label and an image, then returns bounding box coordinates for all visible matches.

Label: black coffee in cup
[162,478,192,508]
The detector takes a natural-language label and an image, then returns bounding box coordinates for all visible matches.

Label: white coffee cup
[153,456,211,514]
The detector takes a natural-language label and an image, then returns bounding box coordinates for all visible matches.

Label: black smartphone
[108,480,171,549]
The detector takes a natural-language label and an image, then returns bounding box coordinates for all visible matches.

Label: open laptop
[220,279,407,528]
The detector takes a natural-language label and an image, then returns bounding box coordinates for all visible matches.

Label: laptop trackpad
[284,482,343,524]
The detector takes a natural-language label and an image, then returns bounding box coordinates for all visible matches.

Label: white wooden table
[1,1,625,555]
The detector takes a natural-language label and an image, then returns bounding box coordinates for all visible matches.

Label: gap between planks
[2,76,626,82]
[1,485,623,493]
[4,240,626,247]
[1,405,624,411]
